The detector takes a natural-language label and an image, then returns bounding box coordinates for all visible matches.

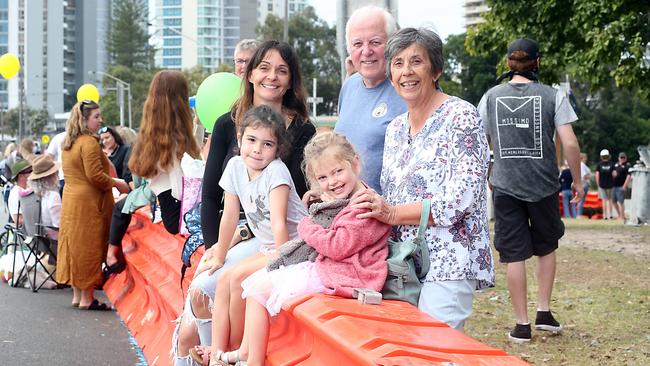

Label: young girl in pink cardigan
[206,131,390,366]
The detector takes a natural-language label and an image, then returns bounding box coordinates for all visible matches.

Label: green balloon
[195,72,242,132]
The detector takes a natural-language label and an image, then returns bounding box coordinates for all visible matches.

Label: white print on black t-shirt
[495,96,543,159]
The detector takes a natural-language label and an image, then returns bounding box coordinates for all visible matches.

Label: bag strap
[415,199,431,239]
[415,199,431,279]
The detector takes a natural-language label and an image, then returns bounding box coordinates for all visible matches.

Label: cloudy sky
[310,0,466,41]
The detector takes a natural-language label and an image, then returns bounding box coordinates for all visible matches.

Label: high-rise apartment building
[4,0,116,122]
[464,0,488,28]
[7,0,64,115]
[256,0,308,25]
[150,0,256,71]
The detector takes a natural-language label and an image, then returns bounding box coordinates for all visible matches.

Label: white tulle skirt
[241,261,326,316]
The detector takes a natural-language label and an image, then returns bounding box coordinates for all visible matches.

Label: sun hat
[507,38,540,61]
[10,159,32,180]
[600,149,610,156]
[28,154,59,181]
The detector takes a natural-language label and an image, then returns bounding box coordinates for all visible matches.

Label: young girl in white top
[204,132,390,366]
[192,105,307,364]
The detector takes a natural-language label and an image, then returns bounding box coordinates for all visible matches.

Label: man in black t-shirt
[595,149,615,219]
[612,152,631,222]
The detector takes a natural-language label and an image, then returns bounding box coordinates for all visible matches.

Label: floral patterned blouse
[381,96,495,289]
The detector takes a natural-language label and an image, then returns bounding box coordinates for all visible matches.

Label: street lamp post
[89,70,132,128]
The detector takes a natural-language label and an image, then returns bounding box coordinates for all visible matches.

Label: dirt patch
[559,219,650,259]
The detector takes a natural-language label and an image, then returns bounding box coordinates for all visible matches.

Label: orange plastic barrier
[559,191,603,219]
[105,207,528,366]
[103,207,204,366]
[266,295,528,365]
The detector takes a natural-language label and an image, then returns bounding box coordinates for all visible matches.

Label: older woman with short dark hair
[352,27,494,331]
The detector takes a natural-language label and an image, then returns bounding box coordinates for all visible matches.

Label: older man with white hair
[335,5,406,194]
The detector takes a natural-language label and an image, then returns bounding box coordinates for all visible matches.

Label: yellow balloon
[0,53,20,79]
[77,83,100,103]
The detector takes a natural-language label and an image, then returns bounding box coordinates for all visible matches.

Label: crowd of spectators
[1,4,638,363]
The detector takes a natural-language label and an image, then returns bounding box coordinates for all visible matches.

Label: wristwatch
[237,223,251,240]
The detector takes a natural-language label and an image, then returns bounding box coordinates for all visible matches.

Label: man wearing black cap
[478,37,583,343]
[612,152,631,222]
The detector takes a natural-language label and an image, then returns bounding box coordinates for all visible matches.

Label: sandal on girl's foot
[78,299,113,311]
[207,350,230,366]
[71,302,79,308]
[221,350,241,365]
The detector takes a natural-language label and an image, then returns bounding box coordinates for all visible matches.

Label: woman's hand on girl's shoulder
[351,188,395,225]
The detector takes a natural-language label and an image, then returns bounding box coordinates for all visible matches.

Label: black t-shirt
[613,162,630,187]
[596,160,615,189]
[109,143,132,183]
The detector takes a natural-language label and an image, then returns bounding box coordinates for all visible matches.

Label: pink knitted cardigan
[298,204,390,298]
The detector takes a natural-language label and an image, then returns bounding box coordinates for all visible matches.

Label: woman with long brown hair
[129,70,201,235]
[58,100,128,310]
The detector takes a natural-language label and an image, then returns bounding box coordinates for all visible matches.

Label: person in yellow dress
[57,100,128,310]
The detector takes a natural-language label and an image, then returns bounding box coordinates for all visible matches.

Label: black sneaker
[535,310,563,333]
[508,323,531,343]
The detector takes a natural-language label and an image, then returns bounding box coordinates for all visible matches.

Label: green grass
[466,221,650,365]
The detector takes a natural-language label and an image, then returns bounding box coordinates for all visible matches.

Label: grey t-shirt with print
[478,82,578,202]
[220,156,307,253]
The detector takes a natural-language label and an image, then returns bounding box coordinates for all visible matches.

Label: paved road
[0,203,146,365]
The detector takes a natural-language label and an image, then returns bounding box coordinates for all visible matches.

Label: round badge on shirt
[372,102,388,118]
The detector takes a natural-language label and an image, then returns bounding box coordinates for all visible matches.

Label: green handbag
[381,199,431,306]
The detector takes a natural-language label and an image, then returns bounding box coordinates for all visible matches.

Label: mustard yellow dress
[57,135,114,289]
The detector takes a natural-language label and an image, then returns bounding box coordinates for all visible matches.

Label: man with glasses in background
[233,39,259,78]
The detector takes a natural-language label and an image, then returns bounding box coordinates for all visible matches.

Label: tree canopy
[441,33,499,106]
[102,0,158,129]
[106,0,154,69]
[257,6,341,115]
[1,107,49,138]
[466,0,650,94]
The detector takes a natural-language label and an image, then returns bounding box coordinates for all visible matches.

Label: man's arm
[556,124,583,203]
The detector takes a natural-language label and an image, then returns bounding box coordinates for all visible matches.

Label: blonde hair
[302,131,359,189]
[63,100,100,150]
[115,126,138,146]
[4,142,16,158]
[19,138,34,160]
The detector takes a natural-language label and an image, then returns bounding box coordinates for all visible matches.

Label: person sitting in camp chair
[27,155,61,242]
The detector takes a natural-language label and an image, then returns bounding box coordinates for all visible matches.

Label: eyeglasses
[234,58,249,65]
[99,126,109,134]
[80,100,95,113]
